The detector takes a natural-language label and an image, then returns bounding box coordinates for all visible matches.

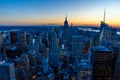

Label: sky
[0,0,120,27]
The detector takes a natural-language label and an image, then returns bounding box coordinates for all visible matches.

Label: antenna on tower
[103,8,106,23]
[65,14,67,21]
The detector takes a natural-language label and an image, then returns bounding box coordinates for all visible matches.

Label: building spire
[65,15,67,21]
[64,15,69,27]
[103,8,106,23]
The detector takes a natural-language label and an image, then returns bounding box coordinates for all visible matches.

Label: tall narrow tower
[103,8,106,23]
[99,8,106,45]
[64,16,69,27]
[63,16,69,40]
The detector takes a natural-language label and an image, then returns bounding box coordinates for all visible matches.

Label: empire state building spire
[64,16,69,27]
[65,16,67,21]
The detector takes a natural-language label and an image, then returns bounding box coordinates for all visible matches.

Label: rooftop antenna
[65,14,67,21]
[103,8,106,23]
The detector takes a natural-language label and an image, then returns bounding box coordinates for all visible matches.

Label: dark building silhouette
[63,16,69,40]
[10,32,18,44]
[26,34,30,44]
[64,16,69,27]
[112,47,119,73]
[6,47,21,58]
[111,29,117,36]
[91,46,113,80]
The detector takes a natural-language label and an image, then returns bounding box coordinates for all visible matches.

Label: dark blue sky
[0,0,120,26]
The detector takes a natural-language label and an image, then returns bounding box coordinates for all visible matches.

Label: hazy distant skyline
[0,0,120,27]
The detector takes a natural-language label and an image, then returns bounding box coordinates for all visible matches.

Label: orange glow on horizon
[1,18,120,27]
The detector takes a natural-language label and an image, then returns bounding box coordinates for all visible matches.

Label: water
[78,27,120,35]
[78,28,99,32]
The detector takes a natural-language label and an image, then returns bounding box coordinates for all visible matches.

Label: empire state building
[63,16,69,39]
[64,16,69,27]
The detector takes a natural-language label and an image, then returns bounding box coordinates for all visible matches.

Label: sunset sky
[0,0,120,27]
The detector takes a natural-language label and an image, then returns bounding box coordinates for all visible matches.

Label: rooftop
[93,46,112,52]
[0,60,5,65]
[0,62,13,66]
[72,35,83,38]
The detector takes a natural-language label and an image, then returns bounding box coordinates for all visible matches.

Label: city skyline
[0,0,120,27]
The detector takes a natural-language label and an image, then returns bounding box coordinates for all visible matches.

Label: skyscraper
[20,53,29,70]
[63,16,69,41]
[28,48,37,66]
[111,47,119,75]
[10,31,18,44]
[51,29,58,52]
[71,36,83,59]
[0,61,16,80]
[49,29,59,66]
[64,16,69,27]
[42,56,49,73]
[91,46,113,80]
[0,32,4,54]
[0,32,4,45]
[99,10,111,46]
[33,36,41,53]
[18,32,27,45]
